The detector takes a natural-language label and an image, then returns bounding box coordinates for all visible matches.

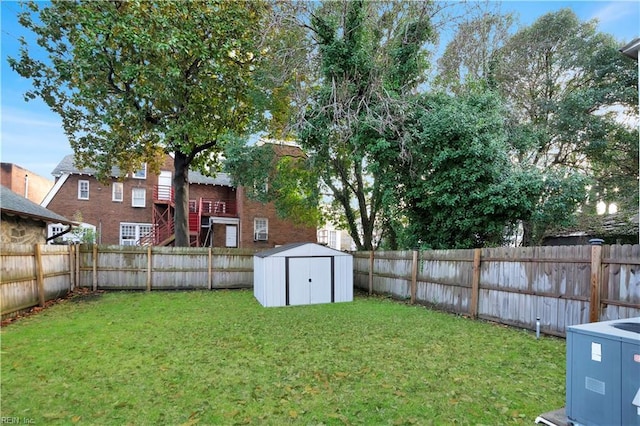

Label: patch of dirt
[1,288,105,327]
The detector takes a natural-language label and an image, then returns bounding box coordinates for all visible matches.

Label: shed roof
[0,185,75,225]
[51,154,232,186]
[254,242,350,258]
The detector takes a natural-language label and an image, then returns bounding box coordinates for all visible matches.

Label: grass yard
[0,290,565,425]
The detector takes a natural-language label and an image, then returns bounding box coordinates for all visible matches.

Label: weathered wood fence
[4,243,639,336]
[78,245,255,291]
[1,244,255,319]
[354,244,640,336]
[1,244,77,319]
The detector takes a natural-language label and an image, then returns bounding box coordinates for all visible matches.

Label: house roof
[1,185,75,225]
[254,242,349,258]
[51,154,232,186]
[620,38,640,60]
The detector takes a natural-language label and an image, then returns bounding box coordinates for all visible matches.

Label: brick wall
[237,187,317,249]
[45,150,316,247]
[47,174,155,244]
[1,163,54,204]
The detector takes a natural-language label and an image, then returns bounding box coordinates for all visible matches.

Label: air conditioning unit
[254,231,268,241]
[566,317,640,426]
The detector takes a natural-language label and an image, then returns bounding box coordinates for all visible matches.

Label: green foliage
[391,91,546,249]
[224,139,322,227]
[299,1,435,250]
[10,1,270,177]
[1,291,566,424]
[436,12,515,93]
[223,137,275,203]
[526,170,590,245]
[489,9,638,244]
[9,0,278,245]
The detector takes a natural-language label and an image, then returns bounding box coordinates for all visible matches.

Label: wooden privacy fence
[1,244,77,319]
[1,244,256,319]
[79,245,255,291]
[354,244,640,336]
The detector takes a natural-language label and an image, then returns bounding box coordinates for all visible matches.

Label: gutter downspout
[46,224,74,242]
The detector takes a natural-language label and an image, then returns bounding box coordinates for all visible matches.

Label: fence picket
[353,244,639,336]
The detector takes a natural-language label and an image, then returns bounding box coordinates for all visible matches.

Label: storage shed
[253,242,353,307]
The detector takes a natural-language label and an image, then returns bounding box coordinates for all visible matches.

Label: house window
[78,180,89,200]
[328,230,337,248]
[47,224,65,242]
[132,164,147,179]
[119,223,153,245]
[112,182,123,202]
[254,218,268,241]
[132,188,146,207]
[318,229,328,245]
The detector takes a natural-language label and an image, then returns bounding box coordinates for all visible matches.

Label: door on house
[225,225,237,247]
[287,257,332,306]
[158,171,172,200]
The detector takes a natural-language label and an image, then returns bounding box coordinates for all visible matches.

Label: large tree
[388,90,547,249]
[436,11,515,94]
[9,0,273,246]
[295,0,435,250]
[489,9,638,244]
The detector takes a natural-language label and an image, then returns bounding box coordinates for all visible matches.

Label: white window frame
[112,182,124,202]
[132,164,147,179]
[131,187,146,207]
[47,224,65,241]
[119,223,153,246]
[78,180,89,200]
[328,230,337,249]
[254,218,268,241]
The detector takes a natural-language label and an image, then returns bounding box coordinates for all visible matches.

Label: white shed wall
[264,257,286,307]
[253,243,353,307]
[253,256,265,306]
[333,255,354,303]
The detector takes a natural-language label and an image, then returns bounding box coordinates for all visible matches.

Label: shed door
[287,257,332,306]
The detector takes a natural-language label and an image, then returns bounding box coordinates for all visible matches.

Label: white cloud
[590,2,636,26]
[1,107,63,128]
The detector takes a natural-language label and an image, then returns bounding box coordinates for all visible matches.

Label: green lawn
[1,290,565,425]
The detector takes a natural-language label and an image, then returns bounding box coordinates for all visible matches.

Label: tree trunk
[174,151,190,247]
[521,220,533,247]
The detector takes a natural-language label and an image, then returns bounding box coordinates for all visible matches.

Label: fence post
[146,246,152,292]
[208,247,213,290]
[411,250,418,304]
[589,239,604,323]
[69,244,75,291]
[92,244,98,291]
[34,244,45,307]
[75,243,81,289]
[470,248,481,319]
[368,251,374,295]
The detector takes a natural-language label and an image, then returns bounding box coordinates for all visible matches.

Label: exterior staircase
[139,184,237,247]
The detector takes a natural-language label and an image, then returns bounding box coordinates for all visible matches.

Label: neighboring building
[42,151,317,247]
[542,212,639,246]
[317,224,355,251]
[1,184,75,245]
[1,163,54,204]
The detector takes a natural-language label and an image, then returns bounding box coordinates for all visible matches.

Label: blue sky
[1,1,638,180]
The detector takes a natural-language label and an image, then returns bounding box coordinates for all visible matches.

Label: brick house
[1,163,54,204]
[42,149,317,248]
